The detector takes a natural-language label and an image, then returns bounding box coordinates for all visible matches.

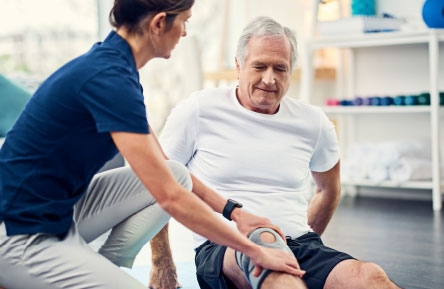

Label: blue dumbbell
[394,95,406,105]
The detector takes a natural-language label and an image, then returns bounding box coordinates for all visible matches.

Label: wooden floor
[322,196,444,289]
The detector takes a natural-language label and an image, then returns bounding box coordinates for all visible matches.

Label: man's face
[236,36,292,114]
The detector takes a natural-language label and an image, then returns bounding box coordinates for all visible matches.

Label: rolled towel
[341,158,368,180]
[388,157,432,183]
[375,140,431,165]
[343,142,383,180]
[367,161,389,182]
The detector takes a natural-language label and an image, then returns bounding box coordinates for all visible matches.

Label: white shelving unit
[301,6,444,211]
[321,105,443,115]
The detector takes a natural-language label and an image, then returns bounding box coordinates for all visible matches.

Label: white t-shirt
[160,86,339,247]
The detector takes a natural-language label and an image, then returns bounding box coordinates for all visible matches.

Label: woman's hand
[249,246,305,278]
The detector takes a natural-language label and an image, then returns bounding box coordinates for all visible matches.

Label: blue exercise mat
[123,261,199,289]
[0,74,32,137]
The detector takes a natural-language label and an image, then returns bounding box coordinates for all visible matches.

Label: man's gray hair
[235,16,298,72]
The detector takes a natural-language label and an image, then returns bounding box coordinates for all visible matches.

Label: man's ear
[235,58,240,80]
[149,12,167,35]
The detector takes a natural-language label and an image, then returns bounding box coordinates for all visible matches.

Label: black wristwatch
[222,199,243,221]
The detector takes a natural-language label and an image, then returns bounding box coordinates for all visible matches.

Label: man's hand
[231,208,287,242]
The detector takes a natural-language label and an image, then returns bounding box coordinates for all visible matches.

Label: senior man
[158,16,401,289]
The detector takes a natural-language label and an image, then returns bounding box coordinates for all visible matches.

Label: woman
[0,1,301,288]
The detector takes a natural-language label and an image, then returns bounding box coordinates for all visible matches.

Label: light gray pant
[0,160,192,289]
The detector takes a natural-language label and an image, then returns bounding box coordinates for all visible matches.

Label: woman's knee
[166,160,192,191]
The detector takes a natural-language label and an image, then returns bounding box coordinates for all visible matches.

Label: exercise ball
[422,0,444,28]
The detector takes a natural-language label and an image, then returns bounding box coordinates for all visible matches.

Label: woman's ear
[149,12,167,35]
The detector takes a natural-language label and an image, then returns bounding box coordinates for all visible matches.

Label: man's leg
[324,259,401,289]
[149,223,181,289]
[223,230,307,289]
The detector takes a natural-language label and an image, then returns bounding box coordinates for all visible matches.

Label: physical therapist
[0,1,301,288]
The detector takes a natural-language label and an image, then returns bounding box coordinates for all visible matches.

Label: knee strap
[235,228,293,289]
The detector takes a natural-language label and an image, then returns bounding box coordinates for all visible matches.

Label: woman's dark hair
[109,0,194,34]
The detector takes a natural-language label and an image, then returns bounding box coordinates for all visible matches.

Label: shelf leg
[301,44,314,103]
[429,31,442,211]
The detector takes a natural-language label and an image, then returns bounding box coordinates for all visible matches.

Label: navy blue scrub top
[0,31,149,237]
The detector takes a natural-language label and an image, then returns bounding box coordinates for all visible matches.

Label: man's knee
[235,228,292,289]
[343,261,391,287]
[327,260,397,289]
[259,231,276,243]
[358,262,389,283]
[166,160,192,191]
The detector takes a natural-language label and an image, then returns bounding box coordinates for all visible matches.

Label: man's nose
[262,68,275,86]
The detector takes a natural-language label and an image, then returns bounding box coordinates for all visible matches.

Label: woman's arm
[110,131,303,276]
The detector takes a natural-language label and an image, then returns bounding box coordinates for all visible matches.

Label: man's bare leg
[223,231,307,289]
[324,259,402,289]
[149,223,181,289]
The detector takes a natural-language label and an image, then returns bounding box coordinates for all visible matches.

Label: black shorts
[195,232,354,289]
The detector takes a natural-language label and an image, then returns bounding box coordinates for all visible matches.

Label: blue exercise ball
[422,0,444,28]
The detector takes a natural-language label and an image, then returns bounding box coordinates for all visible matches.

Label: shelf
[340,179,444,191]
[203,67,336,82]
[321,105,441,115]
[304,11,443,210]
[309,29,444,49]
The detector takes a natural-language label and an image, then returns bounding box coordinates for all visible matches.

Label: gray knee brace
[235,228,293,289]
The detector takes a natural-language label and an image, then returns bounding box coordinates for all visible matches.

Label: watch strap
[223,199,242,221]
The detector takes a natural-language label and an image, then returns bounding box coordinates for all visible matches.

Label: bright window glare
[0,0,97,35]
[0,0,98,90]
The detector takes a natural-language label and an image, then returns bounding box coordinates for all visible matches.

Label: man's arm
[307,160,341,235]
[110,131,303,276]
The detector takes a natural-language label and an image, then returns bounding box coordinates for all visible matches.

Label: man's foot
[149,256,182,289]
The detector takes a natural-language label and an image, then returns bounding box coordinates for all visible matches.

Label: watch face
[229,199,242,207]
